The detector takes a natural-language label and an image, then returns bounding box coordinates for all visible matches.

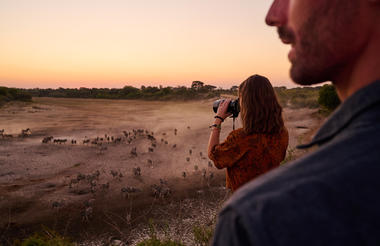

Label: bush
[0,87,32,106]
[318,84,340,111]
[14,91,32,101]
[274,86,320,108]
[0,87,8,96]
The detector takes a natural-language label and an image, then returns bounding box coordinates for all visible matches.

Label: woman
[208,74,288,192]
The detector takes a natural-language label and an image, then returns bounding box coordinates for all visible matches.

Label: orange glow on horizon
[0,0,295,89]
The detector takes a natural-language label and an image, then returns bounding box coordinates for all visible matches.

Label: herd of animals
[0,128,31,138]
[1,126,216,221]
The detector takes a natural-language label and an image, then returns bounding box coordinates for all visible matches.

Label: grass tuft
[13,227,73,246]
[193,224,214,246]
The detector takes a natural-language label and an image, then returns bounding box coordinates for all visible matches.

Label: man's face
[266,0,366,85]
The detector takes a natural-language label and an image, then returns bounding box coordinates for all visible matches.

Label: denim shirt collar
[298,80,380,149]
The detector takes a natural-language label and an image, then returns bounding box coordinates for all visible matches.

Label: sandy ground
[0,97,322,244]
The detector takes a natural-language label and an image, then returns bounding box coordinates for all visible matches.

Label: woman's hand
[208,99,231,160]
[216,99,232,120]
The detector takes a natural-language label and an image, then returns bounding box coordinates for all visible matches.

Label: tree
[202,85,216,91]
[230,85,239,92]
[318,84,340,111]
[191,81,204,90]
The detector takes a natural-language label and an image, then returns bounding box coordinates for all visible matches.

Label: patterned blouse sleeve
[209,130,249,169]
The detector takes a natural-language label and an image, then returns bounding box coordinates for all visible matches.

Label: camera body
[213,98,240,118]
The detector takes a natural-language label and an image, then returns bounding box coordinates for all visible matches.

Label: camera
[213,98,240,118]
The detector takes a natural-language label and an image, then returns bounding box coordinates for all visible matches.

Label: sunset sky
[0,0,293,89]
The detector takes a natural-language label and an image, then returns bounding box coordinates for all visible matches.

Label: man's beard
[288,20,334,85]
[277,7,336,85]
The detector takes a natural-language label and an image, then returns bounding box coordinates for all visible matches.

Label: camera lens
[212,99,240,118]
[213,99,223,113]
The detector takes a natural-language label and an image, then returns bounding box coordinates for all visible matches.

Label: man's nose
[265,0,289,27]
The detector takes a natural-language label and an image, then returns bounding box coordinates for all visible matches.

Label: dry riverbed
[0,97,322,245]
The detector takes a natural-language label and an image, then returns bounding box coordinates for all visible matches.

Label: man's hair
[239,74,284,134]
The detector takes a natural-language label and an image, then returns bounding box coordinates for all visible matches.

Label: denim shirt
[212,80,380,246]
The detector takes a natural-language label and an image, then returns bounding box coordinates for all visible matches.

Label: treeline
[1,81,340,111]
[21,84,226,101]
[0,86,32,106]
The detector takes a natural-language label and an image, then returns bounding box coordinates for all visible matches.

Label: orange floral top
[209,127,289,192]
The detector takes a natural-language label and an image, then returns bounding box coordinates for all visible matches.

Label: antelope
[82,206,93,221]
[42,136,53,143]
[151,182,171,198]
[202,168,207,178]
[53,139,67,144]
[209,172,214,180]
[130,147,137,157]
[110,170,118,178]
[77,173,86,181]
[121,186,139,193]
[121,186,139,198]
[51,201,63,209]
[208,161,213,167]
[147,134,155,141]
[20,128,31,137]
[133,167,141,176]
